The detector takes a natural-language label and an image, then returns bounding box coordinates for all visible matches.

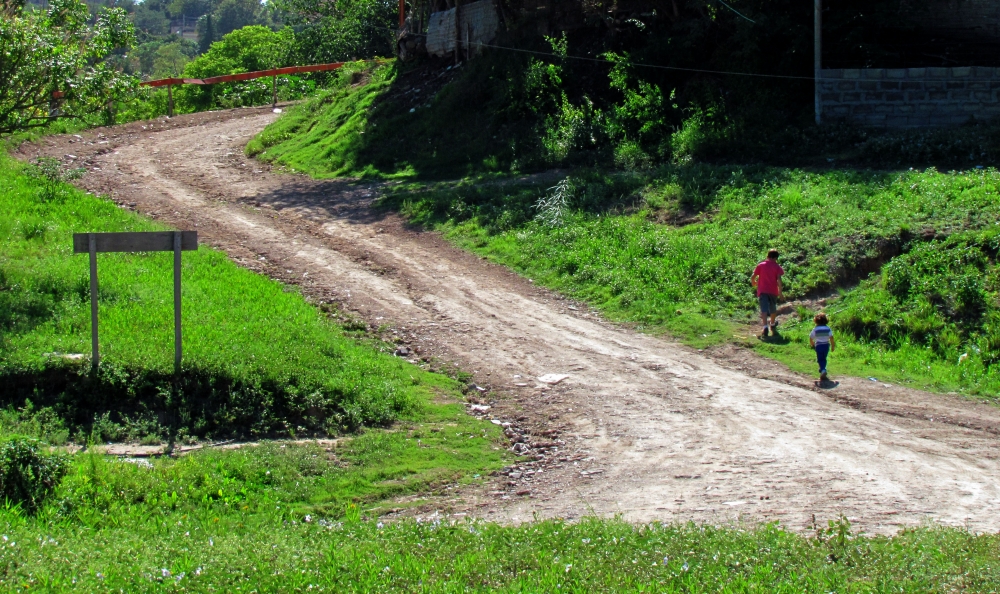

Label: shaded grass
[381,165,1000,396]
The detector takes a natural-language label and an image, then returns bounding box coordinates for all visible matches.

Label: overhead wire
[712,0,756,24]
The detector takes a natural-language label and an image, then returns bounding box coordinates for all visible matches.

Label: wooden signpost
[73,231,198,374]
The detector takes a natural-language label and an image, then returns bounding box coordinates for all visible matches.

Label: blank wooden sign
[72,231,197,253]
[73,231,198,373]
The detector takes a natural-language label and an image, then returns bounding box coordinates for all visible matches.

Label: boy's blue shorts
[758,293,778,315]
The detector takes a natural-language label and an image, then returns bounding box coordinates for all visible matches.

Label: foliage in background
[176,25,296,110]
[275,0,396,65]
[109,24,317,121]
[0,0,138,135]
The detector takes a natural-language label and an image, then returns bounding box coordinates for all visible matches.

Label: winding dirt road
[19,107,1000,534]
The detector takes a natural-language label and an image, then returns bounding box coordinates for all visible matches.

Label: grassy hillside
[248,52,1000,181]
[382,166,1000,395]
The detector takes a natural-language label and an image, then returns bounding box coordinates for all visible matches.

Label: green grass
[381,165,1000,396]
[0,152,486,441]
[2,499,1000,590]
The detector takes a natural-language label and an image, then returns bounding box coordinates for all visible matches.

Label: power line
[713,0,756,24]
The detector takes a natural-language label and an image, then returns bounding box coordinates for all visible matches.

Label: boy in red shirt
[750,249,784,337]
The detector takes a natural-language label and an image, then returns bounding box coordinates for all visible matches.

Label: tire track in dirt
[19,108,1000,533]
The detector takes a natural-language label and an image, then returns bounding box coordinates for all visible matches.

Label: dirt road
[20,108,1000,534]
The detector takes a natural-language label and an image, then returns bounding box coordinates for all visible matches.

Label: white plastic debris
[538,374,569,385]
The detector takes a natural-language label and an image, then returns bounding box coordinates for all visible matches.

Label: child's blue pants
[815,343,830,374]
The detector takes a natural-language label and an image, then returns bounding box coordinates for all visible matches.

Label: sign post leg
[272,75,277,108]
[89,233,99,369]
[174,231,182,376]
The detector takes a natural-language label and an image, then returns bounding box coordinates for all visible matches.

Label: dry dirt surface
[19,107,1000,534]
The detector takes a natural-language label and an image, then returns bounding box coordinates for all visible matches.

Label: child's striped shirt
[810,325,833,344]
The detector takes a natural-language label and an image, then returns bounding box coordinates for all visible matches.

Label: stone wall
[820,67,1000,127]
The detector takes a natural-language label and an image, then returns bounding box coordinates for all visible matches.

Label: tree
[213,0,261,37]
[178,25,292,110]
[132,2,171,35]
[153,42,190,77]
[274,0,395,64]
[0,0,138,135]
[197,12,215,53]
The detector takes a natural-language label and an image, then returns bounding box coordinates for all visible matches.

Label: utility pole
[815,0,822,125]
[454,0,462,65]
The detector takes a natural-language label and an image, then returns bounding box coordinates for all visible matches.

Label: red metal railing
[51,60,383,116]
[139,61,351,88]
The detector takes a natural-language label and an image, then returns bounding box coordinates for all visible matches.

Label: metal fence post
[89,233,99,369]
[167,84,174,117]
[272,75,277,107]
[174,231,182,375]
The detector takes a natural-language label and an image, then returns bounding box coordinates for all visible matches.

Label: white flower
[304,515,312,523]
[161,568,171,578]
[565,564,572,573]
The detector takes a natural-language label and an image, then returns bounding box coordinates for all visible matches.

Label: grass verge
[2,506,999,590]
[381,164,1000,396]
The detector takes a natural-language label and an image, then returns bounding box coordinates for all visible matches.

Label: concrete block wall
[820,67,1000,127]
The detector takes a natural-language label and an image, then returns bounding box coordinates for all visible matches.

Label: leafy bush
[176,26,296,111]
[0,436,67,513]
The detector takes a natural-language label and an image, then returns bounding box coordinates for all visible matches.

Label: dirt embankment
[18,107,1000,534]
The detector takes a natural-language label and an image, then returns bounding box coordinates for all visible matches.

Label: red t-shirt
[753,259,784,296]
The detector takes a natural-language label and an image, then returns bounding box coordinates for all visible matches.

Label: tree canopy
[0,0,138,135]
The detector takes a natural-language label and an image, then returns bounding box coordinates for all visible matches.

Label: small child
[809,312,835,381]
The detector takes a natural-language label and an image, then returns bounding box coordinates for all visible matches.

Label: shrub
[0,436,67,513]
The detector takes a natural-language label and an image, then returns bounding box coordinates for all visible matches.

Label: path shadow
[251,178,391,227]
